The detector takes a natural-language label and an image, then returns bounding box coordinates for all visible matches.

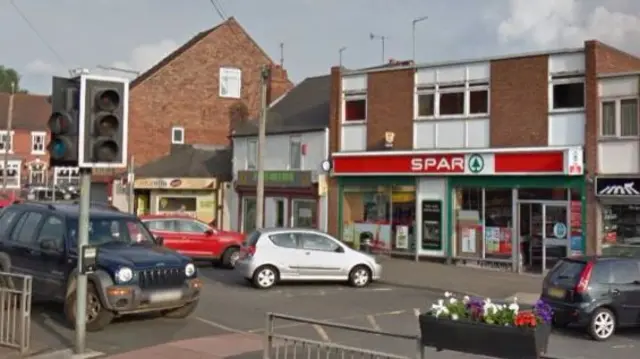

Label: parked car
[541,255,640,341]
[0,202,201,331]
[140,214,244,268]
[235,228,382,289]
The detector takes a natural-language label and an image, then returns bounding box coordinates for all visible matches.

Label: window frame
[171,126,185,144]
[0,160,21,189]
[289,136,302,170]
[549,75,585,112]
[298,232,340,253]
[414,81,489,120]
[247,139,257,170]
[342,90,367,123]
[219,67,242,99]
[31,131,46,154]
[599,97,640,138]
[0,130,14,153]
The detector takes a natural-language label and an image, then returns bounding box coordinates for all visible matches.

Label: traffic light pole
[74,167,92,354]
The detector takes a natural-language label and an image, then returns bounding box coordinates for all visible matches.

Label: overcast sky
[2,0,639,94]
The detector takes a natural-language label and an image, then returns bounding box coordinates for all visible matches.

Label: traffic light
[48,76,81,167]
[78,75,129,168]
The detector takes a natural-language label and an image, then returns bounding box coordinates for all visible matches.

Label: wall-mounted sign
[421,200,442,250]
[236,170,312,188]
[595,177,640,197]
[134,177,216,190]
[384,131,395,149]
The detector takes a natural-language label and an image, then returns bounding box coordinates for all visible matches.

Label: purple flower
[533,299,553,324]
[466,297,484,320]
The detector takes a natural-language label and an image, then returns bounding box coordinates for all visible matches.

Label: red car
[140,214,244,268]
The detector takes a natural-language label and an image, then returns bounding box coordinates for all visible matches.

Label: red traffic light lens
[96,90,120,111]
[48,112,72,134]
[96,114,119,136]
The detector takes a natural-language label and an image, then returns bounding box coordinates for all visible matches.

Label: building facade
[326,40,640,273]
[230,75,330,233]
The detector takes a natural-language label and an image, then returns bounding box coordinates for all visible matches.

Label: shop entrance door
[541,203,569,272]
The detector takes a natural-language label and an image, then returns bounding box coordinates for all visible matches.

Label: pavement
[3,258,639,359]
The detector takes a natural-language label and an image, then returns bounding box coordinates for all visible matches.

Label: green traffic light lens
[94,140,119,162]
[50,138,68,159]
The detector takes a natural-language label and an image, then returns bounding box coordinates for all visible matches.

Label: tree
[0,66,28,93]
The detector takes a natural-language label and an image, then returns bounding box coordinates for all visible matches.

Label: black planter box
[419,313,551,359]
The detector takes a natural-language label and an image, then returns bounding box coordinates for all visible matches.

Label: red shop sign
[333,154,465,174]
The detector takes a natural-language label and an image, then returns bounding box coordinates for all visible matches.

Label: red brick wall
[129,19,293,167]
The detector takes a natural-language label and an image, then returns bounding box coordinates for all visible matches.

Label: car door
[33,215,67,299]
[147,219,184,252]
[175,219,219,258]
[298,232,346,279]
[4,211,46,295]
[266,232,304,278]
[609,259,640,326]
[0,208,22,256]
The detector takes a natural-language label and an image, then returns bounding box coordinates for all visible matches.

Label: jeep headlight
[185,263,196,277]
[115,267,133,283]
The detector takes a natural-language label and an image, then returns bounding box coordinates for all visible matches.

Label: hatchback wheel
[252,265,278,289]
[348,265,371,288]
[588,307,616,341]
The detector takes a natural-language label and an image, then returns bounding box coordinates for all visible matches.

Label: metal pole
[74,168,92,354]
[255,66,270,230]
[412,23,416,63]
[3,82,15,189]
[381,37,385,63]
[339,47,346,67]
[127,156,135,214]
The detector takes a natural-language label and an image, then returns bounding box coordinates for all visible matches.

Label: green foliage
[0,66,28,94]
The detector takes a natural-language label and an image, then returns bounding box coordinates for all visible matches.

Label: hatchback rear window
[548,259,586,284]
[244,230,261,246]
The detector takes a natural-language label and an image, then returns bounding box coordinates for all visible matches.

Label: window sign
[421,200,442,250]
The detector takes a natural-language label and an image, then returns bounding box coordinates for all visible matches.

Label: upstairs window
[31,131,46,154]
[601,98,639,137]
[344,91,367,122]
[220,67,242,99]
[469,82,489,115]
[416,85,435,117]
[439,84,465,116]
[0,131,13,152]
[415,81,488,118]
[247,139,257,170]
[552,75,584,110]
[289,137,302,170]
[172,127,184,144]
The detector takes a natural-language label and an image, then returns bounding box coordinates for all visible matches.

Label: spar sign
[331,147,583,176]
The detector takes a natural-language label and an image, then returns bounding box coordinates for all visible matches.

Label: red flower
[514,312,537,328]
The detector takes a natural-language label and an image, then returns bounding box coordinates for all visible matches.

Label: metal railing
[0,272,32,354]
[263,313,424,359]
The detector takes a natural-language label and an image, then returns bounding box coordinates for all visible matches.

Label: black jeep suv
[0,202,201,331]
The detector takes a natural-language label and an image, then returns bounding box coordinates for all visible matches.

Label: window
[600,98,639,137]
[12,212,43,244]
[176,220,209,233]
[0,131,13,152]
[269,233,299,249]
[0,209,19,233]
[439,85,465,116]
[54,167,80,187]
[0,161,21,188]
[469,83,489,114]
[67,218,155,245]
[611,261,640,285]
[145,220,176,231]
[29,162,46,185]
[289,137,301,170]
[158,197,197,213]
[247,139,257,170]
[552,76,584,110]
[415,82,488,118]
[36,216,64,250]
[344,93,367,122]
[299,233,339,252]
[172,127,184,144]
[31,132,46,154]
[219,67,242,99]
[416,85,435,117]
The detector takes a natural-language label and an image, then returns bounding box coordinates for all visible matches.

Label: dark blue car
[0,202,201,331]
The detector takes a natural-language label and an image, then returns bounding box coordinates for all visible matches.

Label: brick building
[128,17,293,168]
[325,40,640,273]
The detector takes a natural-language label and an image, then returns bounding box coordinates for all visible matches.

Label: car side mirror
[40,238,60,252]
[155,236,164,246]
[205,229,214,236]
[335,246,345,253]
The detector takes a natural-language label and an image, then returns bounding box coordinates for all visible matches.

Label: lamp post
[339,47,347,67]
[369,33,387,64]
[412,16,428,63]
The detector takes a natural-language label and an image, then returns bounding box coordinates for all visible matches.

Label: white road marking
[195,316,246,334]
[612,344,634,349]
[313,324,330,341]
[366,314,381,331]
[369,287,393,291]
[413,308,421,317]
[378,310,406,316]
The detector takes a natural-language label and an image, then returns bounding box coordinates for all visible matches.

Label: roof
[134,144,232,180]
[0,93,50,131]
[231,75,331,137]
[14,202,131,219]
[130,17,275,89]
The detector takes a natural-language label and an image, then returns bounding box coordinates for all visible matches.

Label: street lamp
[412,16,428,63]
[369,33,387,64]
[339,47,347,67]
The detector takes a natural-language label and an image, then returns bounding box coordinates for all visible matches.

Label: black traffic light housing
[48,77,80,167]
[79,75,128,168]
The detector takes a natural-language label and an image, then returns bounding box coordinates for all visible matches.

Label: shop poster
[395,225,409,249]
[461,227,476,253]
[570,201,583,255]
[422,200,443,250]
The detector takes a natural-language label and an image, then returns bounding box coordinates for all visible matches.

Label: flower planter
[419,313,551,359]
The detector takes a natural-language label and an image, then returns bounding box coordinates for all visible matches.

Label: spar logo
[468,154,484,174]
[410,156,465,172]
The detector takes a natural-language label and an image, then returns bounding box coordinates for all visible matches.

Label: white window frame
[289,136,302,170]
[599,97,640,138]
[171,126,185,144]
[0,130,14,153]
[549,75,585,112]
[29,163,46,185]
[247,139,257,170]
[0,160,21,189]
[53,166,80,186]
[31,131,46,154]
[342,90,367,124]
[219,67,242,99]
[414,81,489,120]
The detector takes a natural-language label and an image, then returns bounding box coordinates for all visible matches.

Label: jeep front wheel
[163,300,198,319]
[65,283,114,332]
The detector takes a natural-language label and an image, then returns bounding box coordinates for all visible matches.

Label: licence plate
[548,287,565,298]
[149,290,182,303]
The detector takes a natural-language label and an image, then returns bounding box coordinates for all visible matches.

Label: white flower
[512,296,518,303]
[449,297,457,304]
[431,299,448,318]
[508,302,519,313]
[451,313,459,320]
[463,295,470,303]
[485,298,492,304]
[444,291,452,298]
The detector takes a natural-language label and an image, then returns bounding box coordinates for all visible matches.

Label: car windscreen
[548,259,586,284]
[244,230,261,246]
[67,217,156,246]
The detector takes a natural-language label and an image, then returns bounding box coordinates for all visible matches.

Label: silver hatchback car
[235,228,382,289]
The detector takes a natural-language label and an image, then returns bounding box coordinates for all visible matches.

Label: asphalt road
[16,265,640,359]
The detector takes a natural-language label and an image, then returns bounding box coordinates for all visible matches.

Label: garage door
[90,182,109,203]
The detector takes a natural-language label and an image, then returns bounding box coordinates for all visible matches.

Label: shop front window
[601,205,640,256]
[242,197,257,233]
[341,185,416,253]
[292,199,316,228]
[158,197,197,216]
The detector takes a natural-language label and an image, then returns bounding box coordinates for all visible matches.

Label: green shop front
[331,147,586,273]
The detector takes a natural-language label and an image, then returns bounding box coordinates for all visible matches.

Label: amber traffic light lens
[96,114,119,136]
[96,90,120,111]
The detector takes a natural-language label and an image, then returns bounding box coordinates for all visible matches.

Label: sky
[2,0,640,94]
